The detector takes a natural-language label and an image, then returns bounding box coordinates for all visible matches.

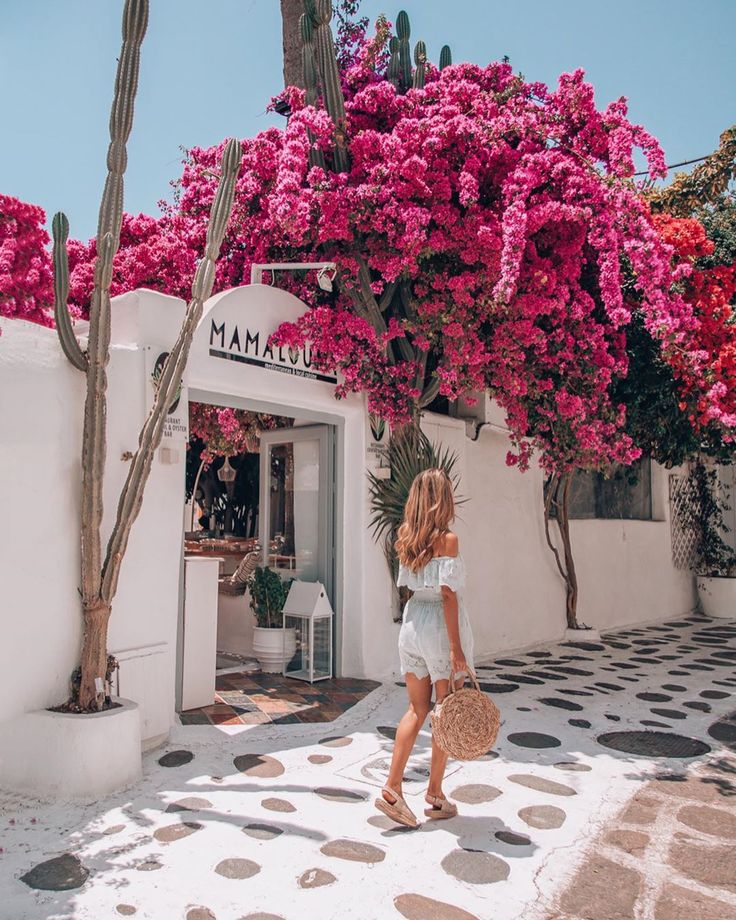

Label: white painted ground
[1,614,734,920]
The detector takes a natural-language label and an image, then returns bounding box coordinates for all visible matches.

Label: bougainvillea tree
[0,195,54,327]
[614,126,736,470]
[62,4,736,629]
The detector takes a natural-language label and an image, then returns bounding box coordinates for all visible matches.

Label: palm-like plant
[368,426,463,618]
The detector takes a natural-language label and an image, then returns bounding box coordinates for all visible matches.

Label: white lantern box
[282,580,334,683]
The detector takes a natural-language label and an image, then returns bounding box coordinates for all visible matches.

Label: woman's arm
[439,533,467,673]
[441,585,467,674]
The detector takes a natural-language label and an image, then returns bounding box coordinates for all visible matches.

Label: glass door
[258,425,335,601]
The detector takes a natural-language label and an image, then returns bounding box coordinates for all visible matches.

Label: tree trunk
[544,471,584,630]
[557,473,580,628]
[281,0,304,89]
[78,602,112,710]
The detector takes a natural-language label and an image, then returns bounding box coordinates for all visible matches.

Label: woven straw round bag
[431,671,501,760]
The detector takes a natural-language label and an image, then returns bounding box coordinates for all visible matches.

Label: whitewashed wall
[405,413,697,668]
[0,320,86,722]
[0,292,188,746]
[0,287,699,750]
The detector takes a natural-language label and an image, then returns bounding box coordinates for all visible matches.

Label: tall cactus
[396,10,412,91]
[412,40,427,90]
[49,0,147,710]
[312,0,349,172]
[439,44,452,71]
[53,0,242,711]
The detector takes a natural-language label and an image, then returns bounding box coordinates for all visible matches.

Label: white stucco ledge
[0,698,142,802]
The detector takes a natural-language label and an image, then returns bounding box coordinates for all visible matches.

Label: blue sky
[2,0,734,240]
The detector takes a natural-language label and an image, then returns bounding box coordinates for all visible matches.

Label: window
[567,459,653,521]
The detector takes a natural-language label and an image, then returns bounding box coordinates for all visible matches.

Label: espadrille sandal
[424,793,458,819]
[374,785,419,828]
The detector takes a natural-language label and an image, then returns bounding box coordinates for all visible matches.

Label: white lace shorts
[398,597,474,684]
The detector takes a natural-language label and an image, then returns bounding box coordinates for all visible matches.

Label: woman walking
[375,468,474,828]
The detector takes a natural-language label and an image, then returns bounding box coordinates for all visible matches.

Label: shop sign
[208,318,337,384]
[197,284,339,387]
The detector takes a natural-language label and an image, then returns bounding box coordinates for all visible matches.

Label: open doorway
[179,395,345,723]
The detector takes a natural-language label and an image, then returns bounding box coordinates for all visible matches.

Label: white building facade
[0,285,697,763]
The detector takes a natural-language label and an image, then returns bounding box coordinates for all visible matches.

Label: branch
[418,376,440,408]
[355,254,388,336]
[378,280,397,312]
[543,473,569,582]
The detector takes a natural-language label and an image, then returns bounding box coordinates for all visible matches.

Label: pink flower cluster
[189,402,283,466]
[61,53,731,472]
[67,212,200,315]
[0,195,54,327]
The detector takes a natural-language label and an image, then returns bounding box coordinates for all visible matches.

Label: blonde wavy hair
[395,468,455,572]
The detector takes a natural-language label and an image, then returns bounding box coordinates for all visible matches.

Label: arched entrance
[176,284,364,719]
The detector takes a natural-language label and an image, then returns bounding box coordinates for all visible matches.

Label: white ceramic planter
[0,698,142,801]
[252,626,296,673]
[696,575,736,619]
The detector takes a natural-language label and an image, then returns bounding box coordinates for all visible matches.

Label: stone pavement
[1,612,735,920]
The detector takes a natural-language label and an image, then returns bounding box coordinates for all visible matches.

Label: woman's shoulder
[433,531,459,559]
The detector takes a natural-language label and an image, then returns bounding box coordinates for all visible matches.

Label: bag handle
[448,668,481,695]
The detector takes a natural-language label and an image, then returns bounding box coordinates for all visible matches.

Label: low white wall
[0,292,187,745]
[0,698,141,801]
[0,319,85,722]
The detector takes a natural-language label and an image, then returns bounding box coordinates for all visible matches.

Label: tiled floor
[179,672,382,726]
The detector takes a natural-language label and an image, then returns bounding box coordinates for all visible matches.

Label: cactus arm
[80,0,148,609]
[439,44,452,70]
[301,11,326,169]
[387,36,400,88]
[313,0,349,172]
[412,40,426,89]
[100,139,242,604]
[396,10,412,91]
[52,212,87,372]
[301,12,319,106]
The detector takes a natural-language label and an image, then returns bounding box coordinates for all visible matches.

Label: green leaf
[367,424,464,581]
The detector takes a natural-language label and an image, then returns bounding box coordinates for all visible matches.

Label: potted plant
[249,566,296,672]
[687,461,736,618]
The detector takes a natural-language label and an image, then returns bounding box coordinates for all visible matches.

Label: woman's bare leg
[383,672,432,802]
[427,676,464,799]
